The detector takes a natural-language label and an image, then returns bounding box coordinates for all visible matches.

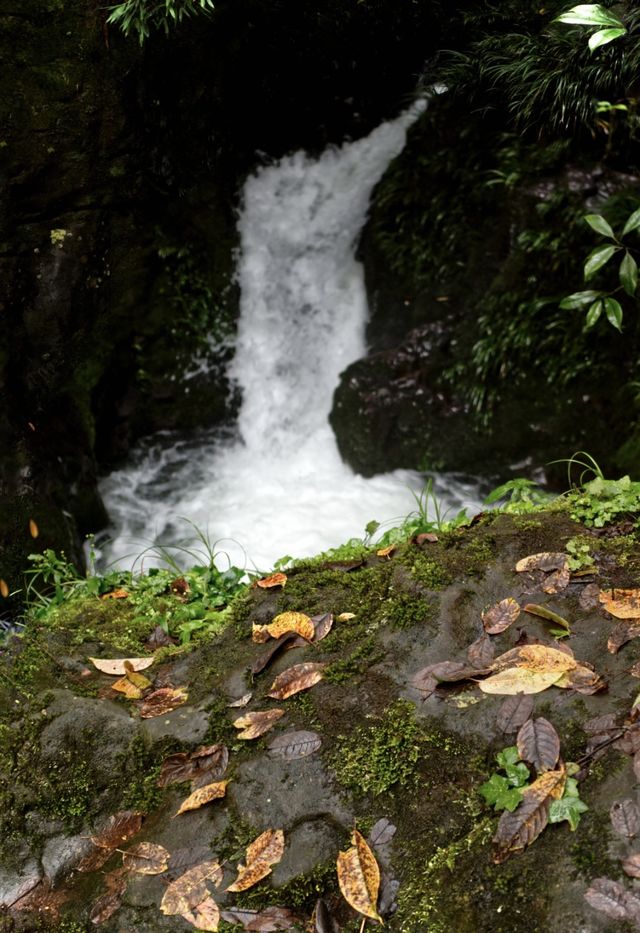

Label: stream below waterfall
[99,103,482,572]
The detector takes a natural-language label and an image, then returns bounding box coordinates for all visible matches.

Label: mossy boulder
[2,511,640,930]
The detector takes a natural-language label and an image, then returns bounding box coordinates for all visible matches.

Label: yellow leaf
[246,829,285,866]
[515,552,568,573]
[479,668,565,695]
[252,624,271,643]
[265,611,314,641]
[89,657,154,676]
[337,829,383,923]
[174,781,229,816]
[122,842,170,875]
[491,644,576,674]
[233,709,285,739]
[29,519,39,539]
[161,862,223,931]
[376,545,396,558]
[336,612,356,621]
[0,579,8,598]
[138,686,188,718]
[267,662,326,700]
[599,587,640,619]
[226,858,272,893]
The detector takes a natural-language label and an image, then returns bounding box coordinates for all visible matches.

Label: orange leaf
[122,842,170,875]
[28,519,39,539]
[267,662,326,700]
[233,709,285,739]
[101,589,130,600]
[246,829,285,867]
[515,552,568,573]
[226,858,272,893]
[0,579,8,599]
[89,657,154,676]
[256,573,288,589]
[337,829,383,923]
[482,597,521,635]
[599,588,640,619]
[174,781,229,816]
[138,686,188,718]
[265,611,314,641]
[376,545,396,558]
[161,861,223,931]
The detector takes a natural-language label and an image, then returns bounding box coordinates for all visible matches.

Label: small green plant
[553,4,627,52]
[559,205,640,331]
[484,478,552,513]
[107,0,216,44]
[479,746,588,830]
[565,536,595,571]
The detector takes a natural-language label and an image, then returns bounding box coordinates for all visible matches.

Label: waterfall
[99,103,480,571]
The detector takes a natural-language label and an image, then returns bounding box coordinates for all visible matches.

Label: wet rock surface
[2,512,640,930]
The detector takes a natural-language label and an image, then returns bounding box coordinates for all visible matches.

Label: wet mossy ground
[2,510,640,929]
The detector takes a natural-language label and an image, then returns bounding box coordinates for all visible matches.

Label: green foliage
[484,479,552,513]
[565,535,595,570]
[107,0,216,44]
[554,4,627,51]
[565,474,640,526]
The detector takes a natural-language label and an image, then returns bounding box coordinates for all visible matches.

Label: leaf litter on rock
[267,662,326,699]
[492,764,566,863]
[523,603,571,634]
[482,597,520,634]
[220,906,302,931]
[312,898,340,933]
[88,657,154,676]
[158,743,229,789]
[138,686,188,718]
[610,799,640,838]
[228,692,253,707]
[515,553,568,573]
[121,842,170,875]
[266,730,322,760]
[516,718,560,772]
[467,633,495,669]
[497,695,534,733]
[608,620,640,654]
[160,859,223,931]
[227,829,285,893]
[233,709,285,739]
[336,828,383,923]
[256,572,288,589]
[599,587,640,618]
[584,877,640,923]
[251,632,300,676]
[174,780,229,817]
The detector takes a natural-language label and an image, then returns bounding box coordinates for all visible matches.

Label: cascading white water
[99,103,481,571]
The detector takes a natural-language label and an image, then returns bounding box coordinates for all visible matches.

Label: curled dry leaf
[252,624,272,644]
[266,730,322,760]
[311,612,334,642]
[515,552,568,573]
[624,854,640,879]
[482,597,520,635]
[516,717,560,772]
[234,709,285,740]
[610,799,640,838]
[493,765,566,863]
[585,877,636,922]
[227,860,272,893]
[312,898,340,933]
[579,583,601,611]
[256,572,288,589]
[111,666,152,700]
[90,811,143,851]
[89,657,154,676]
[174,780,229,816]
[265,611,315,641]
[158,744,229,789]
[122,842,170,875]
[467,633,495,669]
[247,829,285,867]
[267,662,326,700]
[599,588,640,619]
[251,632,300,676]
[138,686,188,718]
[416,532,438,545]
[490,643,576,674]
[228,693,253,708]
[337,828,382,923]
[145,625,178,650]
[608,620,640,654]
[554,665,607,694]
[497,694,534,733]
[523,604,570,633]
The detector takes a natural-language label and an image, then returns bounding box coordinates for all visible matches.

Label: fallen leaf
[251,632,300,676]
[247,829,285,867]
[161,861,223,916]
[579,583,601,611]
[158,744,229,789]
[624,854,640,878]
[516,717,560,772]
[367,818,396,867]
[138,686,188,718]
[467,633,495,669]
[267,662,326,700]
[89,876,126,925]
[409,668,438,700]
[614,724,640,756]
[490,644,576,674]
[257,573,288,589]
[228,693,253,708]
[266,730,322,760]
[101,589,130,600]
[227,859,273,892]
[493,765,566,862]
[187,897,220,931]
[377,545,396,558]
[221,907,302,931]
[266,611,315,641]
[336,612,356,621]
[10,880,68,919]
[234,709,285,739]
[523,604,570,633]
[482,597,520,635]
[497,695,534,733]
[585,877,635,922]
[515,552,568,573]
[634,752,640,781]
[122,842,170,875]
[90,811,143,850]
[337,828,382,923]
[554,665,607,694]
[111,667,152,700]
[252,624,271,643]
[480,668,564,695]
[610,799,640,838]
[416,532,439,545]
[583,714,618,735]
[541,568,571,594]
[311,612,334,642]
[174,780,229,816]
[608,620,640,654]
[600,588,640,619]
[89,657,154,676]
[0,579,8,598]
[145,625,178,650]
[312,898,340,933]
[29,518,39,539]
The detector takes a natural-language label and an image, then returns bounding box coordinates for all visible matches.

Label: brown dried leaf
[337,828,382,923]
[311,612,334,642]
[267,730,322,760]
[257,573,288,589]
[541,568,571,594]
[599,588,640,619]
[161,861,223,915]
[138,686,188,718]
[312,898,340,933]
[234,709,285,740]
[579,583,601,611]
[246,829,285,867]
[266,611,315,641]
[251,632,300,676]
[554,665,607,695]
[493,765,566,863]
[515,552,568,573]
[490,643,576,674]
[122,842,169,875]
[585,877,634,921]
[497,695,534,733]
[252,624,271,643]
[467,633,495,669]
[101,588,130,600]
[624,854,640,879]
[89,657,154,676]
[367,818,396,867]
[221,907,302,931]
[482,597,520,635]
[145,625,178,650]
[174,781,229,816]
[89,887,124,925]
[409,668,438,700]
[608,620,640,654]
[228,693,253,708]
[610,799,640,838]
[614,724,640,756]
[516,717,560,772]
[158,743,229,789]
[90,811,143,850]
[267,662,326,700]
[584,714,618,735]
[416,532,439,545]
[226,859,273,892]
[479,668,564,695]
